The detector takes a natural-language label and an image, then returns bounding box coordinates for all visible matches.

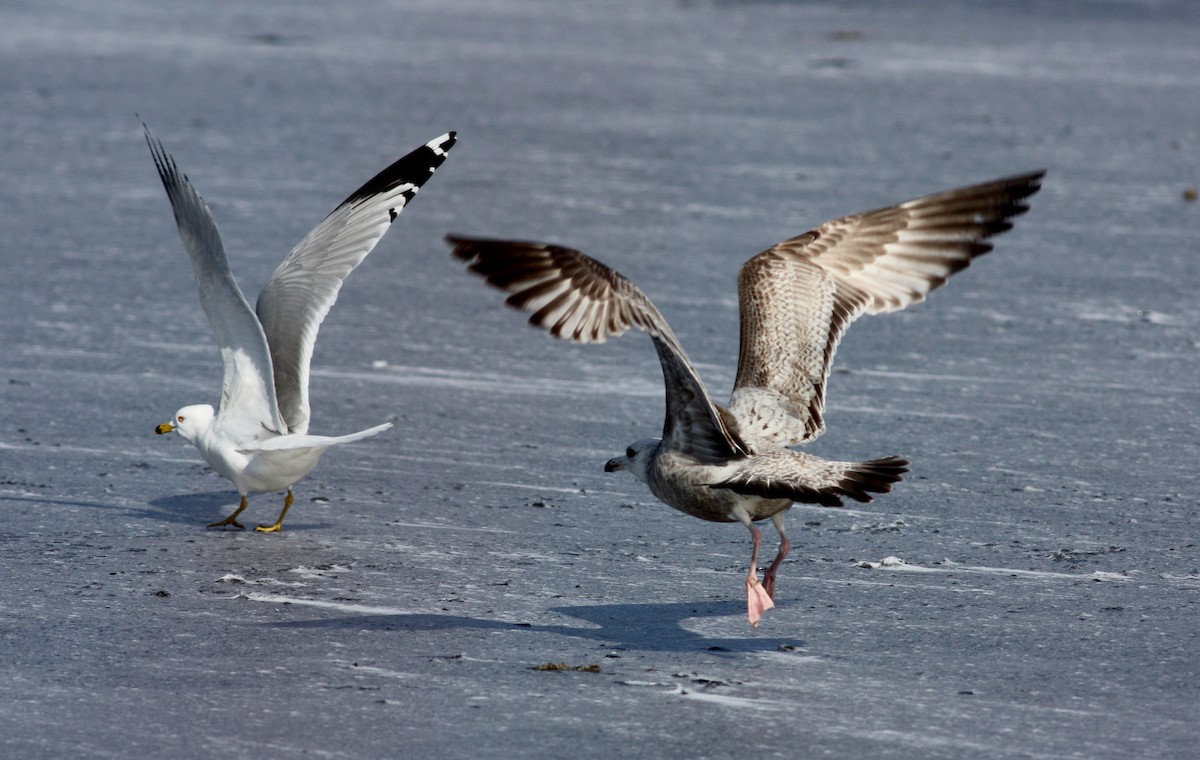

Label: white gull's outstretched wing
[144,125,286,441]
[256,132,457,434]
[731,170,1044,446]
[448,235,748,463]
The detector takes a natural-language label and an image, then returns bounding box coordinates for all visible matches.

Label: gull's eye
[626,447,636,458]
[177,415,185,423]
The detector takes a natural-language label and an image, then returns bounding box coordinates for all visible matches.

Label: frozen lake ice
[2,1,1198,757]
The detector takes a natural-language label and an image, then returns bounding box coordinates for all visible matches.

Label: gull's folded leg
[762,513,791,601]
[255,489,294,533]
[208,496,249,530]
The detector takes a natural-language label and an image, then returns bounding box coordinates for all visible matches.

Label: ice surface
[2,0,1198,758]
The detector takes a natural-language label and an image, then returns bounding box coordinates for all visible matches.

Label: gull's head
[155,404,214,444]
[604,438,659,483]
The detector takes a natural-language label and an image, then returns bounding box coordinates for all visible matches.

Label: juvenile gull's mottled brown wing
[448,235,748,463]
[730,170,1044,446]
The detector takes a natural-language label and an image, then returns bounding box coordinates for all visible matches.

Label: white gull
[146,124,456,531]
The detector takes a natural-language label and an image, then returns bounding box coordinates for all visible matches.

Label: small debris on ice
[530,663,601,673]
[856,556,907,569]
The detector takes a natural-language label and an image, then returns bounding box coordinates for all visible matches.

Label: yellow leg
[255,489,294,533]
[208,496,249,530]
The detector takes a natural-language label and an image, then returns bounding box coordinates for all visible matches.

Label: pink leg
[736,511,774,627]
[762,513,791,601]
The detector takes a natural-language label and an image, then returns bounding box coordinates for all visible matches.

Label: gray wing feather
[144,125,286,441]
[448,236,748,463]
[256,133,456,433]
[731,170,1044,446]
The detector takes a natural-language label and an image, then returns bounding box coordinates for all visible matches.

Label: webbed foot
[747,576,775,627]
[254,489,294,534]
[208,496,249,530]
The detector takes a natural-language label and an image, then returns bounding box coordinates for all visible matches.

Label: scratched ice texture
[1,1,1198,758]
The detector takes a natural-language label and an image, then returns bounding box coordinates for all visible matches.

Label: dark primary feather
[342,133,457,208]
[448,234,749,462]
[711,455,909,507]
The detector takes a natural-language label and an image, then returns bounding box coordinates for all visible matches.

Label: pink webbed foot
[746,576,775,627]
[762,573,778,602]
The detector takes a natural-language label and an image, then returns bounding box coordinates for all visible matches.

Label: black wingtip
[838,455,909,503]
[991,169,1047,211]
[1008,168,1047,201]
[445,233,488,261]
[445,234,541,264]
[140,120,183,196]
[140,118,157,152]
[342,131,458,207]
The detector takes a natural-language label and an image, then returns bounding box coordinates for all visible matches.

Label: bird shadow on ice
[0,493,138,513]
[143,491,333,530]
[545,601,801,654]
[140,491,229,523]
[261,600,798,654]
[0,491,246,527]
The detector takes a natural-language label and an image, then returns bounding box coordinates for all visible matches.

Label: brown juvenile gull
[146,124,456,531]
[448,169,1043,625]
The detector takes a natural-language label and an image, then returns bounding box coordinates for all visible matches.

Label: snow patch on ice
[855,556,926,570]
[855,558,1132,582]
[757,651,824,666]
[663,684,784,711]
[833,404,975,421]
[1069,303,1185,326]
[343,663,417,680]
[847,519,907,534]
[1161,574,1200,588]
[216,574,307,587]
[242,593,417,616]
[313,365,661,398]
[474,481,621,497]
[287,565,352,579]
[387,520,518,534]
